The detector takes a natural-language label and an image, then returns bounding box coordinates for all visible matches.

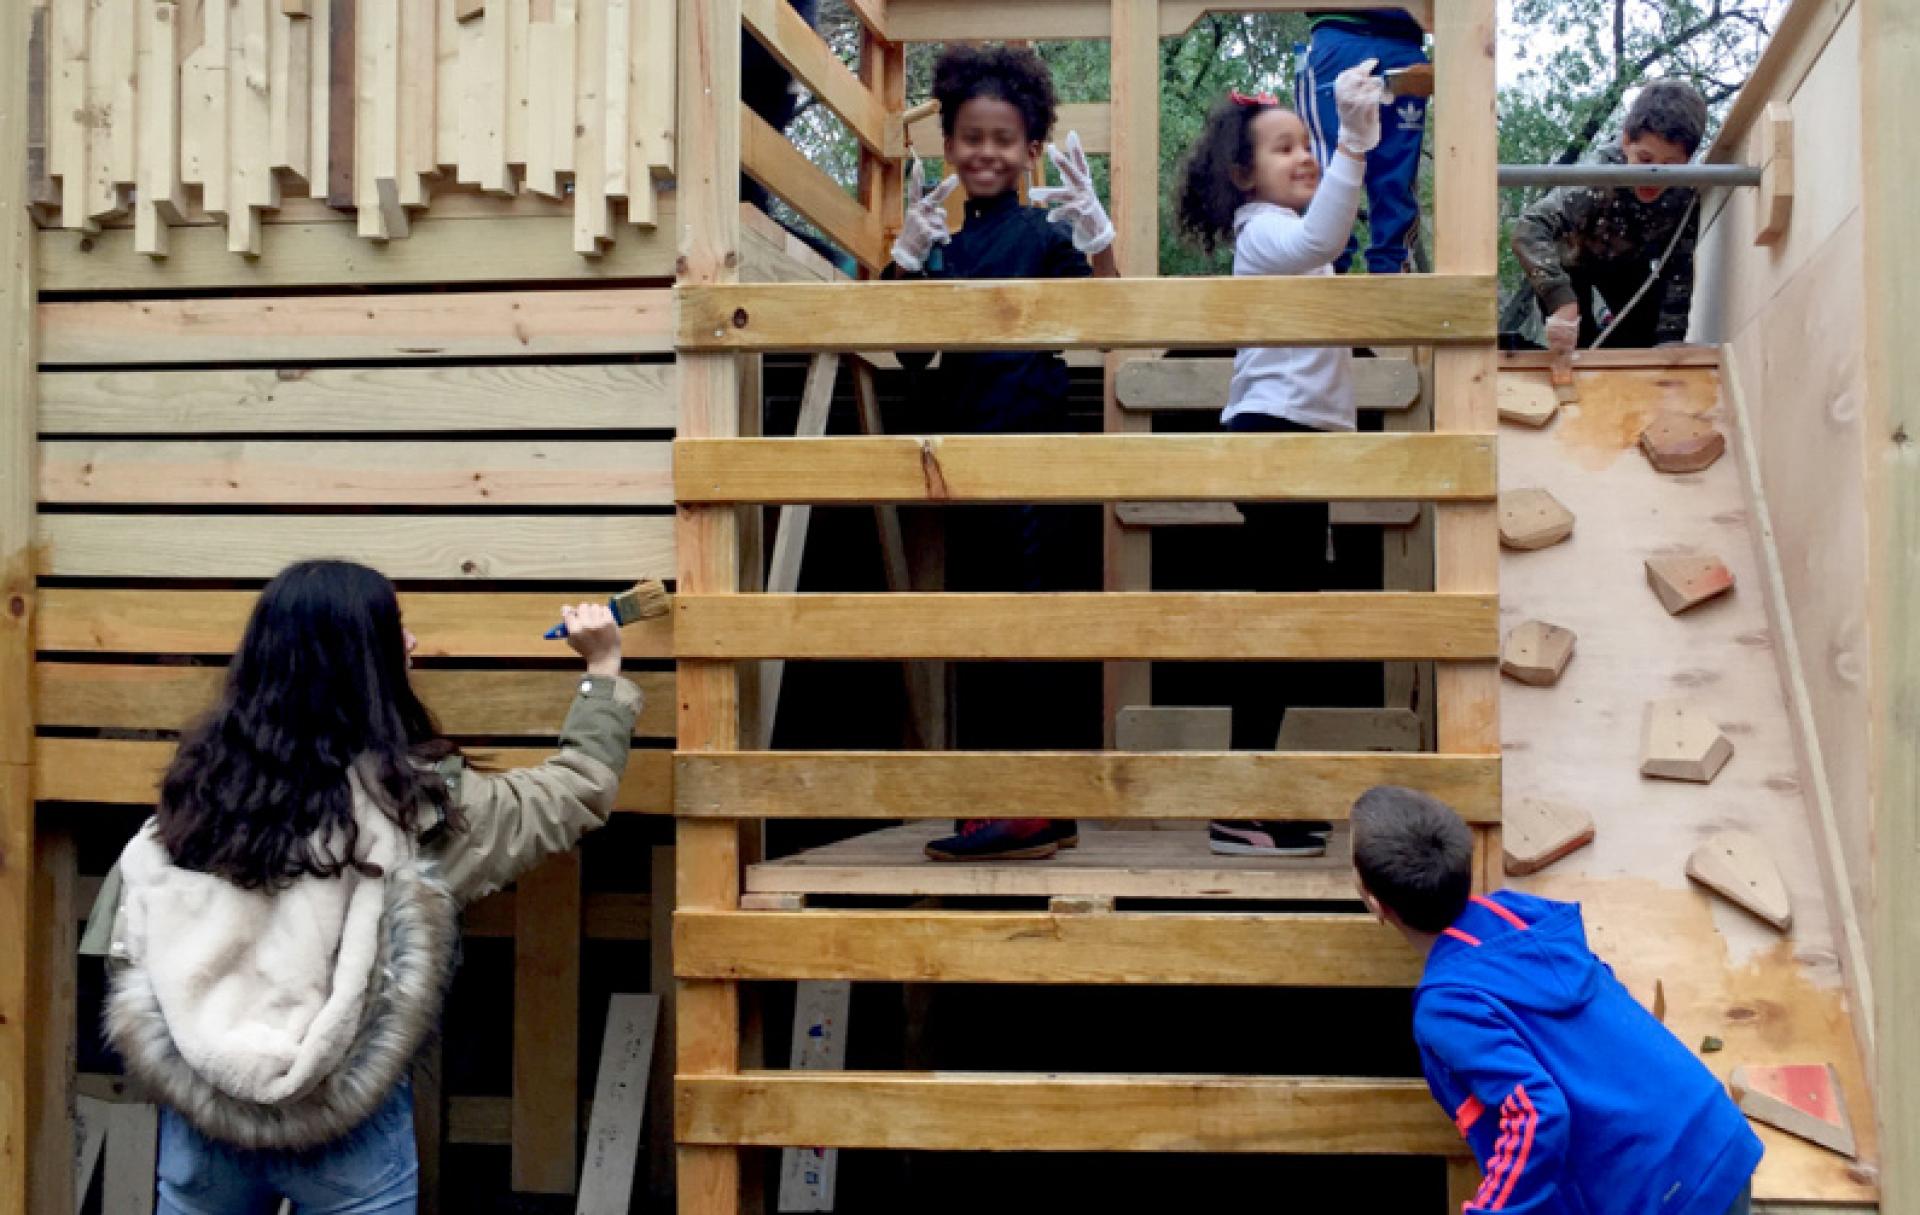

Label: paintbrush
[543,579,672,639]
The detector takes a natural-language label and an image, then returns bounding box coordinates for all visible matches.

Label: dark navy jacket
[1310,9,1426,42]
[899,189,1090,433]
[1416,891,1762,1214]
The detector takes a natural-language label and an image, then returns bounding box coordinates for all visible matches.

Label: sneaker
[1039,819,1079,850]
[1207,820,1331,857]
[925,819,1060,862]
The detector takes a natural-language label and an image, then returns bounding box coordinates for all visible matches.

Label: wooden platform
[747,822,1357,903]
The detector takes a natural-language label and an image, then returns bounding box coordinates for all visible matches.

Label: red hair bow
[1230,88,1278,107]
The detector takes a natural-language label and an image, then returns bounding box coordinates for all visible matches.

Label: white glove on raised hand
[1032,131,1115,256]
[1334,58,1386,157]
[892,156,959,273]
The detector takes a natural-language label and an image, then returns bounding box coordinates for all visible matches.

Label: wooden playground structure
[0,0,1916,1211]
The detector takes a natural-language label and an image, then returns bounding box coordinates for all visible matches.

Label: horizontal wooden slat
[674,593,1499,660]
[741,0,885,153]
[36,664,676,738]
[677,276,1494,352]
[39,289,673,365]
[33,738,671,812]
[39,365,676,434]
[675,910,1419,986]
[36,515,673,580]
[889,101,1110,160]
[37,589,674,659]
[740,108,885,272]
[42,440,673,506]
[1498,346,1720,371]
[464,891,652,940]
[36,211,679,292]
[674,433,1493,503]
[1116,356,1421,413]
[678,751,1500,822]
[678,1072,1461,1155]
[883,0,1427,41]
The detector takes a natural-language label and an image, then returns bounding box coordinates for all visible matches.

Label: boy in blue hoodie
[1350,786,1762,1214]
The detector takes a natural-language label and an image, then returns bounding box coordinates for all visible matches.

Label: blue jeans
[156,1082,418,1215]
[1298,23,1429,274]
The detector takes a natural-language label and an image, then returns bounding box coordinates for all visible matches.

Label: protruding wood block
[1049,895,1116,915]
[1686,833,1791,930]
[1640,700,1733,783]
[1730,1064,1853,1157]
[1498,488,1574,551]
[1116,706,1232,752]
[1639,411,1726,473]
[1114,501,1245,528]
[1500,620,1576,686]
[1330,500,1421,527]
[1497,377,1559,428]
[1646,554,1735,614]
[1502,799,1593,876]
[1276,707,1421,753]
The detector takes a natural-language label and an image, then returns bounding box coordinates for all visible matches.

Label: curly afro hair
[932,44,1058,145]
[1175,95,1284,255]
[1623,79,1709,157]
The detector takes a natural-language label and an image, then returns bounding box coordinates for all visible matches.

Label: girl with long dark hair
[85,560,641,1213]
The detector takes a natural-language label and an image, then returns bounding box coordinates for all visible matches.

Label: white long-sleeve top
[1222,151,1366,432]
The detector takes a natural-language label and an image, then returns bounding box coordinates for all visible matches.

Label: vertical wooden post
[1430,0,1501,897]
[0,0,39,1208]
[26,830,73,1215]
[1863,0,1920,1206]
[1103,0,1158,745]
[676,1,744,1213]
[511,850,583,1193]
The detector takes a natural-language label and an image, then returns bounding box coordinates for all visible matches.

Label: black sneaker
[1039,819,1079,849]
[1207,820,1331,857]
[925,819,1060,862]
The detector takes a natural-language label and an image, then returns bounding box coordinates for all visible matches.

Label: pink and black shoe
[1207,820,1330,857]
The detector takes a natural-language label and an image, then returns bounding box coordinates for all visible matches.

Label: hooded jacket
[90,673,641,1152]
[1415,891,1761,1215]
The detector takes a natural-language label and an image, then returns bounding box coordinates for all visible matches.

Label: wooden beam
[511,850,580,1194]
[39,288,674,365]
[675,910,1421,987]
[1498,346,1721,371]
[676,275,1495,352]
[678,1072,1462,1156]
[673,592,1499,660]
[740,0,885,153]
[674,433,1495,504]
[26,831,75,1215]
[739,107,886,272]
[889,100,1108,161]
[576,994,660,1215]
[33,738,673,813]
[674,751,1501,823]
[37,589,675,659]
[1116,356,1422,413]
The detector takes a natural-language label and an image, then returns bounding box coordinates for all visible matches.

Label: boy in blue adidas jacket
[1350,786,1762,1214]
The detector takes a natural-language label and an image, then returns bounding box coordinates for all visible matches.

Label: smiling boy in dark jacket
[1350,786,1762,1214]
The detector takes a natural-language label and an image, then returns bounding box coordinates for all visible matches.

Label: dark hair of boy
[1350,785,1475,932]
[1622,79,1710,157]
[933,44,1058,146]
[1174,95,1284,255]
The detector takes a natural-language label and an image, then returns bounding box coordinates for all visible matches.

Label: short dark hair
[933,44,1058,146]
[1351,786,1474,933]
[1623,80,1709,156]
[1176,95,1286,255]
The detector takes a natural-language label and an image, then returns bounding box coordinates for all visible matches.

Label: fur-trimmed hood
[104,779,458,1151]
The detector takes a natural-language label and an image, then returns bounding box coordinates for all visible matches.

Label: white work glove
[1545,304,1580,355]
[1032,131,1115,256]
[892,156,959,273]
[1334,58,1386,157]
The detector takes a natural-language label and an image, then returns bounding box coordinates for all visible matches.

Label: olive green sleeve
[1510,184,1600,317]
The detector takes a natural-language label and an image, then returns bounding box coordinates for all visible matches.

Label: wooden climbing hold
[1499,489,1574,551]
[1500,620,1576,686]
[1686,833,1791,930]
[1639,411,1727,473]
[1646,554,1734,615]
[1502,799,1594,876]
[1730,1064,1855,1157]
[1641,700,1733,784]
[1497,377,1559,428]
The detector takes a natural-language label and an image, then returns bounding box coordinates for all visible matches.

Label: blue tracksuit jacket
[1415,892,1762,1214]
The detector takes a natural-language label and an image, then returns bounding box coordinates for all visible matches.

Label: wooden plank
[740,0,884,153]
[35,664,676,738]
[571,0,612,253]
[1116,356,1421,413]
[325,0,353,206]
[889,100,1108,160]
[675,433,1495,504]
[774,980,850,1212]
[758,354,839,746]
[677,275,1496,353]
[39,363,674,434]
[26,831,76,1215]
[521,13,562,196]
[41,439,673,506]
[305,0,330,198]
[35,514,673,580]
[86,0,135,222]
[36,588,675,659]
[674,592,1499,660]
[678,1072,1461,1156]
[739,107,886,272]
[100,1104,158,1215]
[227,0,279,255]
[463,891,652,940]
[645,844,676,1204]
[677,911,1422,987]
[135,0,188,256]
[52,0,97,232]
[1498,346,1721,371]
[268,0,312,189]
[576,994,661,1215]
[39,288,673,364]
[676,751,1501,823]
[26,6,54,218]
[34,737,672,811]
[454,0,511,195]
[399,0,437,203]
[512,850,581,1194]
[603,0,631,201]
[633,0,674,181]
